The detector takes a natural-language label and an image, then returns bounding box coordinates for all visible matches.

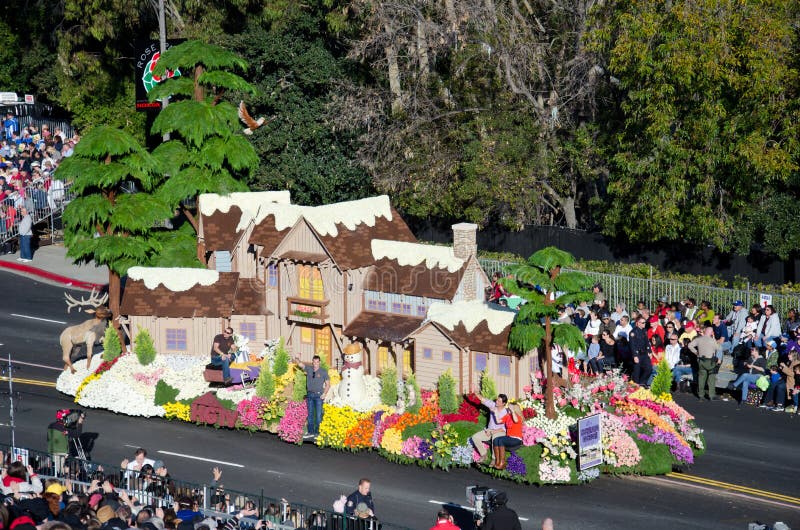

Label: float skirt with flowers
[57,354,704,485]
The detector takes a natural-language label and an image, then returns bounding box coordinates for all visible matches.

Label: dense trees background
[4,0,800,258]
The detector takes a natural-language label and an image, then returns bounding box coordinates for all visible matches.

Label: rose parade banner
[135,39,184,111]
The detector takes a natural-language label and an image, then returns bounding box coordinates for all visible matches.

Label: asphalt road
[0,271,798,530]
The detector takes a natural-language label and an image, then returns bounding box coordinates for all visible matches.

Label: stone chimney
[452,222,478,261]
[452,223,478,301]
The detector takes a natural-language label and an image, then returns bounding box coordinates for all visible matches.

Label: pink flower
[570,398,579,408]
[607,382,615,390]
[278,400,308,444]
[522,385,532,394]
[558,398,567,407]
[535,371,543,379]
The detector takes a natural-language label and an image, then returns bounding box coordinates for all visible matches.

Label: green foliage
[217,397,238,411]
[380,367,398,407]
[101,326,121,362]
[448,421,484,445]
[134,328,156,366]
[401,422,435,441]
[596,0,799,254]
[292,368,307,402]
[479,370,497,400]
[224,14,373,205]
[437,370,459,414]
[154,380,180,406]
[272,338,290,378]
[405,373,421,414]
[651,358,673,397]
[255,360,276,399]
[515,445,543,484]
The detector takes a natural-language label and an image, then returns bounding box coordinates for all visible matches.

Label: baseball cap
[733,300,743,307]
[45,483,67,495]
[768,340,777,348]
[617,331,628,339]
[685,321,696,329]
[648,315,659,323]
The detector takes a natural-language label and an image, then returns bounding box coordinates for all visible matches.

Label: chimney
[452,222,478,261]
[452,223,478,301]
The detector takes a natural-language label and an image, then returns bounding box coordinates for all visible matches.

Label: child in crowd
[587,335,601,375]
[741,315,757,344]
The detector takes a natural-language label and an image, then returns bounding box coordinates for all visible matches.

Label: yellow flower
[380,428,403,455]
[163,402,190,421]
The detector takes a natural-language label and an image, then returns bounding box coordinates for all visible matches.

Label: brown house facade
[120,192,523,391]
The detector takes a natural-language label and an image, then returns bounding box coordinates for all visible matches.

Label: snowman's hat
[344,343,363,355]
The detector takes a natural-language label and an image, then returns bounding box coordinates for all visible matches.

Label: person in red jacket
[429,509,460,530]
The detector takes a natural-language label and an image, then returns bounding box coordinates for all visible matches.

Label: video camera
[466,486,507,522]
[63,409,85,428]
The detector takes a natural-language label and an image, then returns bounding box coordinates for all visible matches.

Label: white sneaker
[20,259,31,263]
[772,406,784,412]
[759,404,769,408]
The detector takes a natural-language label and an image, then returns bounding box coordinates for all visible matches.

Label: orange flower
[344,416,375,449]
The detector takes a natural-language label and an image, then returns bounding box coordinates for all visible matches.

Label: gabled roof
[364,258,466,299]
[121,270,240,318]
[250,201,416,269]
[408,300,516,355]
[199,191,291,252]
[344,311,423,343]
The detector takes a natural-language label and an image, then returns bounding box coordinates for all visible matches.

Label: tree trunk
[544,315,555,419]
[384,25,403,116]
[193,65,205,102]
[417,20,430,81]
[561,195,577,229]
[109,270,125,351]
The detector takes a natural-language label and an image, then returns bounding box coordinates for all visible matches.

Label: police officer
[630,317,653,385]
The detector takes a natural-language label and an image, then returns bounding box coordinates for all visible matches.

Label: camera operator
[478,492,521,530]
[47,409,83,476]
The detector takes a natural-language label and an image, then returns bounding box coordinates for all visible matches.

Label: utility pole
[158,0,170,141]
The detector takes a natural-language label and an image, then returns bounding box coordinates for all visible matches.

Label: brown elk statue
[59,289,111,373]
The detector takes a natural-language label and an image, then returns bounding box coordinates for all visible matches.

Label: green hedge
[449,421,483,445]
[401,422,435,441]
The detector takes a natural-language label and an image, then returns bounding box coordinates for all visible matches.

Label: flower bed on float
[56,352,705,485]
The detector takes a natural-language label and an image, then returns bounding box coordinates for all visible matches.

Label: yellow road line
[0,376,56,388]
[666,472,800,506]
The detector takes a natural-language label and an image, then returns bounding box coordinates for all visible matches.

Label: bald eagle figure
[238,101,267,135]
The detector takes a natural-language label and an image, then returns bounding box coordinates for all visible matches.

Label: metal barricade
[0,443,409,530]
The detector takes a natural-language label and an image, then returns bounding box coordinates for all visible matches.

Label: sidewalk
[0,244,107,291]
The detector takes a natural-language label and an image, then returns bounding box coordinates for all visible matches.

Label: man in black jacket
[629,318,653,386]
[345,478,375,517]
[480,491,521,530]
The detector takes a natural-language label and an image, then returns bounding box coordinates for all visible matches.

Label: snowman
[338,343,367,406]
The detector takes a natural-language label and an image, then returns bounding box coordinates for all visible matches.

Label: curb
[0,260,106,291]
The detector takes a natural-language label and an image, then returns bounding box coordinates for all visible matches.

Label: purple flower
[506,453,527,477]
[638,428,694,464]
[418,439,433,460]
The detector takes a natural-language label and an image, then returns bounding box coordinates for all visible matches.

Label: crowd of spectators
[0,444,389,530]
[548,284,800,412]
[0,112,76,259]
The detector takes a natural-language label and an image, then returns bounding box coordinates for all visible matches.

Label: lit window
[417,305,427,317]
[166,329,187,351]
[475,353,487,372]
[402,303,411,315]
[268,264,278,287]
[442,350,453,362]
[300,327,313,344]
[239,322,256,341]
[498,356,511,376]
[423,348,432,359]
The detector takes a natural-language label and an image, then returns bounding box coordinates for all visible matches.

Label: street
[0,271,798,529]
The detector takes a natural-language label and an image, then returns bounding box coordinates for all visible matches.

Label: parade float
[56,330,705,485]
[56,191,705,484]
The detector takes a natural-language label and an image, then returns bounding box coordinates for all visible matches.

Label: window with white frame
[165,328,187,351]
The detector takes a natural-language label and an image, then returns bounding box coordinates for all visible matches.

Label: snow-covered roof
[371,239,464,273]
[253,195,394,237]
[128,267,220,292]
[427,300,516,335]
[199,191,292,231]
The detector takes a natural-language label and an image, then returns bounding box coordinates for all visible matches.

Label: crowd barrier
[0,443,402,530]
[480,257,800,316]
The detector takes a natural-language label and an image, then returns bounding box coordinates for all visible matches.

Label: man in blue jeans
[17,206,33,262]
[210,327,235,384]
[729,346,767,405]
[294,355,329,440]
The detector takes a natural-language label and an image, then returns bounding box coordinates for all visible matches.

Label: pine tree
[272,338,290,378]
[57,126,171,351]
[503,247,594,419]
[134,328,157,366]
[148,40,259,265]
[479,370,497,400]
[102,325,122,362]
[437,370,459,414]
[380,367,398,407]
[651,358,673,397]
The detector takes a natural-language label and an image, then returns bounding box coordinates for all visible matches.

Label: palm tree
[148,40,260,264]
[58,126,172,349]
[502,247,593,419]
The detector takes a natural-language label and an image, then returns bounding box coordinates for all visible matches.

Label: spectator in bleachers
[729,346,767,405]
[724,301,747,347]
[610,302,628,324]
[1,460,43,498]
[783,308,800,335]
[613,315,632,340]
[683,298,698,321]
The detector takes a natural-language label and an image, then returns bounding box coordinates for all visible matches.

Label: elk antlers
[64,289,109,313]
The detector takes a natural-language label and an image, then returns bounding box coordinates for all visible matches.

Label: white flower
[56,355,105,396]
